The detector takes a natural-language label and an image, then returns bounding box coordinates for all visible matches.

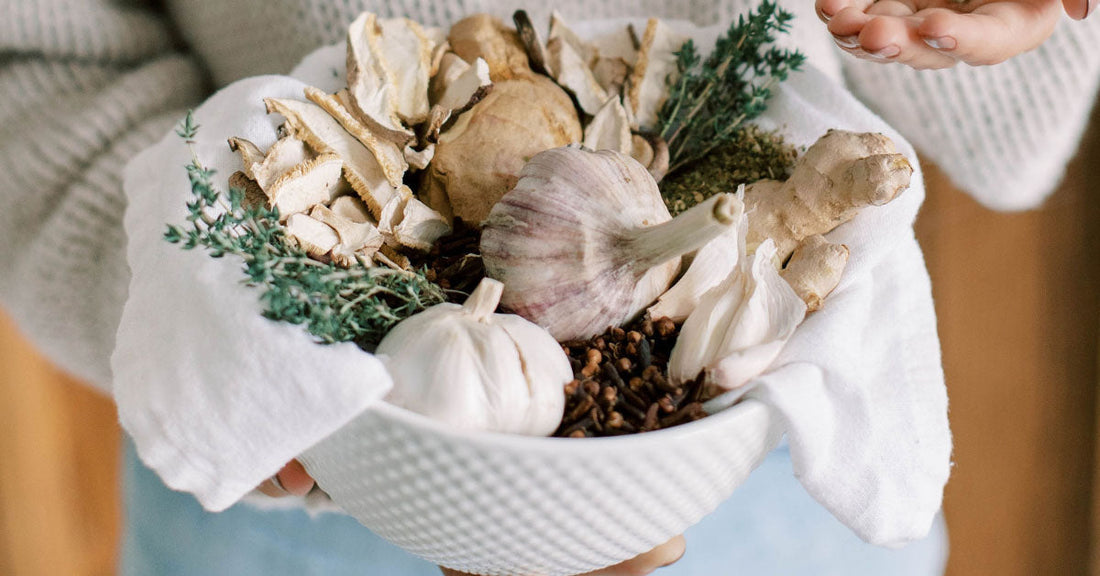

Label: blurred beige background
[1,130,1099,574]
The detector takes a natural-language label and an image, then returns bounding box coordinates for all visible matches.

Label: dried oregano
[164,112,445,350]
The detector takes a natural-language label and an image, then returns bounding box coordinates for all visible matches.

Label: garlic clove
[648,195,745,322]
[668,239,807,390]
[482,146,739,341]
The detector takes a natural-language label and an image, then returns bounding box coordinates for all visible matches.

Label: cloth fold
[112,27,950,546]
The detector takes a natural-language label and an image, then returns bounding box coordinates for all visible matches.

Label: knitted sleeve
[0,0,207,392]
[840,17,1100,211]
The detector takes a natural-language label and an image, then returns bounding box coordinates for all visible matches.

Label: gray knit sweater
[2,0,1098,392]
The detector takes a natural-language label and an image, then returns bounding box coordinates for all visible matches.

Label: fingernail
[833,35,859,49]
[923,36,957,51]
[869,45,900,59]
[270,475,287,493]
[1088,0,1097,18]
[820,9,834,21]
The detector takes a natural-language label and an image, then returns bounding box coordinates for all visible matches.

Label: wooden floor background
[2,136,1100,573]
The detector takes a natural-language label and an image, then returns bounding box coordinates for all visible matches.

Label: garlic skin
[481,146,740,342]
[668,238,807,390]
[376,278,571,436]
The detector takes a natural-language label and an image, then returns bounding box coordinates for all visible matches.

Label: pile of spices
[418,218,485,302]
[554,317,708,438]
[660,125,799,216]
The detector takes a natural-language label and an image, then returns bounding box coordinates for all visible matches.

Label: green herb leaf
[164,114,445,349]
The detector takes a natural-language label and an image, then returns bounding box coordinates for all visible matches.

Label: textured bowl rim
[364,397,776,452]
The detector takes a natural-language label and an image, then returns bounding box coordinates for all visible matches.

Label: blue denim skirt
[121,439,947,575]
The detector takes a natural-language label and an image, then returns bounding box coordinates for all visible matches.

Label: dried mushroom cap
[228,170,267,210]
[305,86,408,188]
[266,153,345,221]
[548,11,596,65]
[627,19,688,132]
[448,14,531,81]
[583,97,631,155]
[375,18,434,125]
[265,96,400,218]
[346,12,414,144]
[228,138,266,181]
[631,133,655,167]
[547,35,609,116]
[330,195,372,223]
[253,136,311,192]
[285,212,339,258]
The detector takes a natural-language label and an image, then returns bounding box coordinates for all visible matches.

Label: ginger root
[780,234,850,312]
[745,130,912,261]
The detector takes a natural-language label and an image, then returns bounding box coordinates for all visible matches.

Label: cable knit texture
[0,0,1097,393]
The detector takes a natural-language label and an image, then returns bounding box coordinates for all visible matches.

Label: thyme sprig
[164,112,445,349]
[657,1,805,175]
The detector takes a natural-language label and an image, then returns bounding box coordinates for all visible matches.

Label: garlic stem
[462,277,505,321]
[627,193,737,270]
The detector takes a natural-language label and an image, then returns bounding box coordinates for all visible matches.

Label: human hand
[817,0,1087,69]
[256,459,316,497]
[439,535,686,576]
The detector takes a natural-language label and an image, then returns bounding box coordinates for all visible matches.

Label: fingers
[917,3,1061,66]
[438,535,687,576]
[1063,0,1093,20]
[817,0,874,22]
[256,459,316,498]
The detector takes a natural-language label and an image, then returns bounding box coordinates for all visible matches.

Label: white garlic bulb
[481,146,740,342]
[376,278,571,435]
[668,238,807,391]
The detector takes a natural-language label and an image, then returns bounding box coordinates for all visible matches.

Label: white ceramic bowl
[300,397,782,576]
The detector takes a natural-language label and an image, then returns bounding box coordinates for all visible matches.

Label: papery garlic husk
[481,146,740,342]
[668,238,807,391]
[376,278,571,436]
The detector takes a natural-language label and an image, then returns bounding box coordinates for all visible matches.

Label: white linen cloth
[112,25,950,546]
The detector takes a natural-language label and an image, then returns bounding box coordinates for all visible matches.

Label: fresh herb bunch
[165,112,446,349]
[657,1,805,175]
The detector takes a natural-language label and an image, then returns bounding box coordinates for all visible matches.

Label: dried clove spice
[554,316,708,438]
[415,218,485,301]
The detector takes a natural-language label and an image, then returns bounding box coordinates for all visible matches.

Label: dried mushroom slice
[547,36,608,116]
[285,213,339,259]
[627,19,687,131]
[424,58,493,143]
[404,143,435,171]
[548,11,595,65]
[330,195,372,223]
[591,57,630,96]
[513,10,552,76]
[228,138,266,181]
[346,12,414,144]
[430,53,470,105]
[266,153,344,220]
[253,136,311,192]
[375,18,434,125]
[583,97,631,154]
[264,96,400,218]
[395,197,452,252]
[228,171,268,210]
[304,86,408,188]
[309,204,385,267]
[590,26,639,65]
